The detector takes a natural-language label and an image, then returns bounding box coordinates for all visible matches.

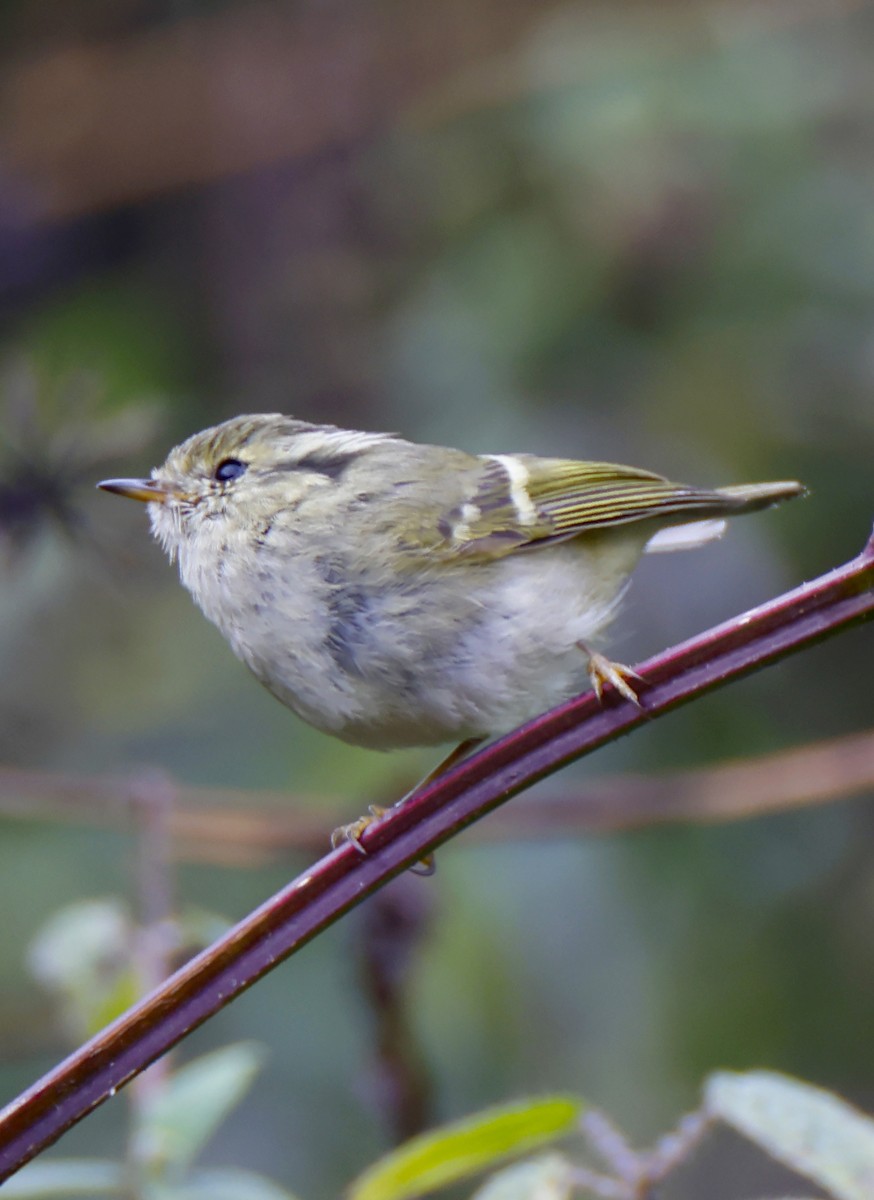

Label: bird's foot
[329,738,482,875]
[331,804,387,855]
[579,643,645,707]
[331,804,435,876]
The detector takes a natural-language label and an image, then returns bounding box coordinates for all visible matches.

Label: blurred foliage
[27,897,141,1039]
[343,1071,874,1198]
[0,360,159,558]
[4,1037,300,1199]
[707,1070,874,1200]
[347,1096,583,1200]
[1,0,873,1197]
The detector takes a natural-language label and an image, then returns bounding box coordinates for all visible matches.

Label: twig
[574,1106,712,1198]
[0,530,871,1181]
[3,724,874,863]
[125,773,177,1152]
[356,876,435,1142]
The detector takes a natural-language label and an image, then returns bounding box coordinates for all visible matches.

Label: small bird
[99,414,803,780]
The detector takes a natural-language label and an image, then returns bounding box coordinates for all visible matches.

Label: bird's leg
[331,737,485,874]
[578,641,645,707]
[410,736,485,792]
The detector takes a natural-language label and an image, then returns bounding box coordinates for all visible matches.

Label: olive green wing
[425,454,802,562]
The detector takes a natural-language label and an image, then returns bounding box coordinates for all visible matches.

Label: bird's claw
[330,804,388,854]
[331,804,435,875]
[581,645,645,707]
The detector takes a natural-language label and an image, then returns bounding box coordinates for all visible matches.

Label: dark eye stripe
[274,450,362,481]
[214,458,247,482]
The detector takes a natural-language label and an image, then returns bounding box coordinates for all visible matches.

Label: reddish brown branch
[0,530,871,1180]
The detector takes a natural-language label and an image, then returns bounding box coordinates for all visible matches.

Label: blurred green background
[1,0,873,1196]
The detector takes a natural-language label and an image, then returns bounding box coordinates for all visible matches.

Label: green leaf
[137,1043,265,1172]
[0,1158,125,1196]
[144,1167,304,1200]
[27,899,140,1037]
[470,1152,573,1199]
[706,1070,874,1200]
[348,1096,584,1200]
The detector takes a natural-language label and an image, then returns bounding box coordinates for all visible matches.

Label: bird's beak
[97,478,181,504]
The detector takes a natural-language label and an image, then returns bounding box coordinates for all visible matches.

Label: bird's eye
[214,458,247,483]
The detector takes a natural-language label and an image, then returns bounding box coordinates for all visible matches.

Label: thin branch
[356,877,436,1142]
[2,725,874,863]
[0,530,872,1181]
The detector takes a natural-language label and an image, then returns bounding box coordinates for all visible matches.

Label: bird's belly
[209,532,646,750]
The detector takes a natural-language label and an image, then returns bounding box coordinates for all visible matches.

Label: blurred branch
[2,723,874,865]
[125,774,176,1138]
[575,1106,711,1198]
[356,877,435,1143]
[0,0,549,222]
[2,0,867,223]
[0,529,871,1182]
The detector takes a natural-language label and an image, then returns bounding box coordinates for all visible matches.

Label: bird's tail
[645,480,804,554]
[715,480,807,512]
